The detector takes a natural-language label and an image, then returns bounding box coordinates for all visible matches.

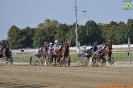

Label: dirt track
[0,65,133,88]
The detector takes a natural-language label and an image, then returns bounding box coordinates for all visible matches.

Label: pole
[75,0,79,53]
[82,11,87,25]
[128,37,131,65]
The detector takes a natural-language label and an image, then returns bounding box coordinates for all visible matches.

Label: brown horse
[59,40,70,67]
[103,41,114,65]
[30,45,49,66]
[96,41,114,66]
[51,49,61,66]
[0,47,13,65]
[48,40,71,67]
[88,41,113,67]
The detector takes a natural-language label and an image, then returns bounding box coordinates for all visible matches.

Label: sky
[0,0,133,40]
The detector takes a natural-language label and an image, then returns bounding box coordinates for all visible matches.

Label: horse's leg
[96,57,98,67]
[92,57,96,67]
[52,55,56,66]
[66,57,69,67]
[10,57,13,65]
[99,56,103,67]
[35,57,39,66]
[5,57,9,65]
[30,56,32,65]
[44,56,48,67]
[49,55,53,66]
[89,57,92,67]
[40,57,44,66]
[50,55,53,64]
[84,57,88,67]
[63,56,67,67]
[57,55,61,67]
[67,55,71,67]
[105,56,109,66]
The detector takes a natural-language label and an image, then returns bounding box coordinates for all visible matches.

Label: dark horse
[0,47,13,65]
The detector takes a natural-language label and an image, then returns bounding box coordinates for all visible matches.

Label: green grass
[12,52,133,62]
[112,52,133,61]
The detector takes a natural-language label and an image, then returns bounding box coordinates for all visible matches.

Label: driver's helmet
[83,45,86,49]
[49,42,53,46]
[55,40,58,43]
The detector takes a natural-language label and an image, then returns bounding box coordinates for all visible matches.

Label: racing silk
[80,50,89,57]
[48,46,54,54]
[53,43,61,50]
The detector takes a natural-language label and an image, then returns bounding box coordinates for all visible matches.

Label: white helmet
[55,40,58,43]
[49,42,53,45]
[83,45,86,48]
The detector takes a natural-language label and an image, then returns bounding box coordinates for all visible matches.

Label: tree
[66,24,77,46]
[22,26,34,48]
[55,23,69,41]
[85,20,102,45]
[0,39,8,46]
[33,28,46,48]
[8,25,22,49]
[127,19,133,43]
[33,19,59,48]
[78,25,89,45]
[115,22,128,44]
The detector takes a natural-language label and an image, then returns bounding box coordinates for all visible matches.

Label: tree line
[1,19,133,49]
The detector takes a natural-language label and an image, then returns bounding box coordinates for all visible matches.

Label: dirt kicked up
[0,65,133,88]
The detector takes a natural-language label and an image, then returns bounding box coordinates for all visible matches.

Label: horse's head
[106,40,112,50]
[60,40,70,57]
[42,45,48,52]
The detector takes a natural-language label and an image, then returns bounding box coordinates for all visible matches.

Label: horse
[0,47,13,65]
[30,49,43,66]
[87,46,100,67]
[48,49,61,66]
[103,42,114,66]
[88,42,114,67]
[30,45,49,66]
[46,47,55,66]
[59,40,70,67]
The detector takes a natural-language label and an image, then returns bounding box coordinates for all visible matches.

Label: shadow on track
[0,81,48,88]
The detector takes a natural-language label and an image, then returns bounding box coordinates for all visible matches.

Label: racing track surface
[0,64,133,88]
